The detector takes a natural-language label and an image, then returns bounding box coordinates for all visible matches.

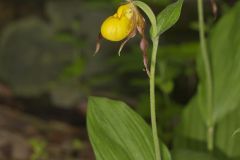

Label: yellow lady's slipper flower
[95,1,149,75]
[101,4,134,41]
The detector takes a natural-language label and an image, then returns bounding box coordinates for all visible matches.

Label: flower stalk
[197,0,214,151]
[150,36,161,160]
[133,2,162,159]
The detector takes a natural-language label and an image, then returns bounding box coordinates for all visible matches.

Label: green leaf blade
[172,150,217,160]
[87,96,171,160]
[209,1,240,123]
[156,0,183,36]
[174,3,240,159]
[87,96,155,160]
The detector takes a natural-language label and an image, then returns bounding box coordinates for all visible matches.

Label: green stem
[197,0,214,151]
[133,1,160,158]
[150,37,161,160]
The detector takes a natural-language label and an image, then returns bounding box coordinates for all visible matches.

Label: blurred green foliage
[71,139,85,151]
[29,138,48,160]
[174,1,240,159]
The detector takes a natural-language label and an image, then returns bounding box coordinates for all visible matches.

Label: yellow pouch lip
[100,4,134,42]
[101,16,133,41]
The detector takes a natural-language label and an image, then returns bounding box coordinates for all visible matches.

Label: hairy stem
[197,0,214,151]
[150,37,161,160]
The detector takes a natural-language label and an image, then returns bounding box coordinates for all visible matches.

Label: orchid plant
[87,0,240,159]
[88,0,183,160]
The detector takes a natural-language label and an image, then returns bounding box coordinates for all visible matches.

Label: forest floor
[0,103,94,160]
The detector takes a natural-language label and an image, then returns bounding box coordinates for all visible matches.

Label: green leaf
[173,1,240,159]
[174,98,207,151]
[161,142,172,160]
[155,0,183,36]
[87,96,171,160]
[208,1,240,123]
[174,98,240,158]
[174,3,240,158]
[172,150,217,160]
[195,0,240,125]
[215,107,240,158]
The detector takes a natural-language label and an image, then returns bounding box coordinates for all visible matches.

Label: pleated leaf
[174,2,240,158]
[210,1,240,123]
[197,0,240,125]
[174,99,240,158]
[87,96,171,160]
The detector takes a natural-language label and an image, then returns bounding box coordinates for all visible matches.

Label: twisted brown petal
[118,30,136,56]
[210,0,218,18]
[94,33,103,55]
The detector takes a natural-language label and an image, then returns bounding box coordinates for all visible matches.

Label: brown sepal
[137,16,149,76]
[140,37,149,77]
